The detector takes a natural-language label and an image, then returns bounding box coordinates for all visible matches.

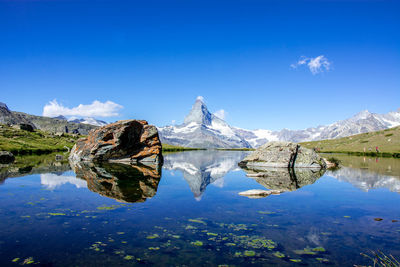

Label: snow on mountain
[158,97,251,148]
[68,117,108,127]
[159,97,400,148]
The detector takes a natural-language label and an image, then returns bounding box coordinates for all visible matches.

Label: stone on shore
[69,120,163,166]
[0,151,15,164]
[238,141,326,169]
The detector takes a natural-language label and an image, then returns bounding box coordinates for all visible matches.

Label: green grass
[162,143,205,152]
[0,124,80,155]
[301,126,400,158]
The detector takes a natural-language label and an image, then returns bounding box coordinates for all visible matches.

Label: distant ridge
[159,97,400,148]
[0,102,98,135]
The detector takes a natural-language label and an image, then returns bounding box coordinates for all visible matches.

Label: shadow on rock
[240,166,325,192]
[70,161,162,203]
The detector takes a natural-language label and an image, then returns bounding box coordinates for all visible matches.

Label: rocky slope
[0,102,98,134]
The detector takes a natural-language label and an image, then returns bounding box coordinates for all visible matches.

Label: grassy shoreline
[320,151,400,158]
[0,124,79,155]
[162,144,205,152]
[216,148,255,151]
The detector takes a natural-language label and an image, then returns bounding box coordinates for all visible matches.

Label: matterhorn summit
[158,97,251,148]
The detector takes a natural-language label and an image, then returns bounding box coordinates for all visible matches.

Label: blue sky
[1,0,399,130]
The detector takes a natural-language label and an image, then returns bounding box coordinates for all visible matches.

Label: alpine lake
[0,151,399,266]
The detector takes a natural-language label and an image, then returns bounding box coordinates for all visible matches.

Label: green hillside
[0,124,79,155]
[301,126,400,157]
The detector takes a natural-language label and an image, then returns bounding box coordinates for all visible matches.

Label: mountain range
[0,102,97,135]
[158,97,400,148]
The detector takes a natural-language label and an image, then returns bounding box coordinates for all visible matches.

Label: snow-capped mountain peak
[158,97,400,148]
[184,96,213,125]
[67,117,108,127]
[158,97,251,148]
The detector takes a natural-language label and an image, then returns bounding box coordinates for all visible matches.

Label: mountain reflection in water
[163,150,249,199]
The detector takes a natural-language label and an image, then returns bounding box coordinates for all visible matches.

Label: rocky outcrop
[0,151,15,164]
[69,120,163,166]
[71,161,161,203]
[238,141,326,169]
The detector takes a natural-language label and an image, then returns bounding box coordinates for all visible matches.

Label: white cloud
[291,55,331,75]
[214,109,227,120]
[43,100,123,118]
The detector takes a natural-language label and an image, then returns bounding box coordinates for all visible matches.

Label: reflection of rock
[164,150,249,199]
[71,161,161,203]
[328,167,400,193]
[241,166,325,192]
[238,189,282,199]
[239,141,326,169]
[69,120,163,165]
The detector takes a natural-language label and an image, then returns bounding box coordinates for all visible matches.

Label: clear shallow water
[0,151,399,266]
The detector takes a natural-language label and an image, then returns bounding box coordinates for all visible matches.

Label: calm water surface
[0,151,399,266]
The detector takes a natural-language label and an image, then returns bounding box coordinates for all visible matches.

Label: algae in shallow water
[191,241,203,246]
[293,247,317,255]
[48,213,66,216]
[146,234,159,239]
[273,251,285,258]
[188,219,206,225]
[124,255,134,260]
[316,257,329,263]
[12,258,20,262]
[185,225,197,230]
[244,250,256,257]
[97,205,120,211]
[22,257,34,265]
[312,246,326,252]
[290,259,302,263]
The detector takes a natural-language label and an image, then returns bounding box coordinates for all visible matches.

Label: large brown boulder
[238,141,326,169]
[69,120,163,165]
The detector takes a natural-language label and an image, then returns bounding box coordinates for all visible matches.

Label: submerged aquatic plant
[273,251,285,258]
[244,250,256,257]
[96,205,120,211]
[191,241,203,246]
[146,234,159,239]
[360,251,400,267]
[188,219,207,225]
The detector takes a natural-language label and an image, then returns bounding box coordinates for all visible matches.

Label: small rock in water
[392,220,398,223]
[238,189,281,198]
[374,218,383,221]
